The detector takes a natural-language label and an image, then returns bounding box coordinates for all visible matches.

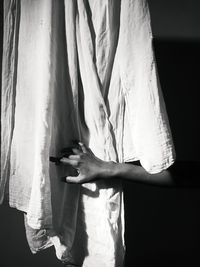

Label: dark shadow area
[124,161,200,267]
[124,39,200,266]
[154,39,200,162]
[0,203,64,267]
[148,0,200,40]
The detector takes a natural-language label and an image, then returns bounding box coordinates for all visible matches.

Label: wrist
[101,161,118,179]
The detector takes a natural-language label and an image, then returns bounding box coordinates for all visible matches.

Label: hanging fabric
[1,0,175,266]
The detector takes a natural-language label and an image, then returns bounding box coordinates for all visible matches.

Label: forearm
[59,143,199,187]
[104,161,175,187]
[58,142,177,186]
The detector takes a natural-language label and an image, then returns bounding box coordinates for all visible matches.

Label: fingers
[78,142,93,155]
[68,155,81,160]
[50,142,92,169]
[78,142,87,153]
[65,174,83,184]
[60,157,80,167]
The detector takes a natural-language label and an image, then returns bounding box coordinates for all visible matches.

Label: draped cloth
[1,0,175,266]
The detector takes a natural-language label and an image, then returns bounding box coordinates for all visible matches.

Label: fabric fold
[117,0,176,173]
[0,0,20,203]
[1,0,175,266]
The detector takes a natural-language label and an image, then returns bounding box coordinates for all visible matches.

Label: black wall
[149,0,200,40]
[126,1,200,265]
[1,1,200,266]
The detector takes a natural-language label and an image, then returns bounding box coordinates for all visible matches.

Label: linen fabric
[1,0,175,266]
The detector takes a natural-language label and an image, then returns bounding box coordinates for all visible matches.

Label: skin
[59,142,176,187]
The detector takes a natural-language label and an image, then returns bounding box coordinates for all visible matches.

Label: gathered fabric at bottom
[24,180,125,267]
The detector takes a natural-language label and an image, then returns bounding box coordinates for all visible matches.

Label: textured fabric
[0,0,20,203]
[1,0,80,264]
[1,0,175,266]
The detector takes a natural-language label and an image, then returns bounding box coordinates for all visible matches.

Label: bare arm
[107,162,175,187]
[57,142,175,187]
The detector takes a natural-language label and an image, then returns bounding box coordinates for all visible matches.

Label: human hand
[59,142,113,184]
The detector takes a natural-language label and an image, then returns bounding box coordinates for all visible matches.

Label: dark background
[1,1,200,266]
